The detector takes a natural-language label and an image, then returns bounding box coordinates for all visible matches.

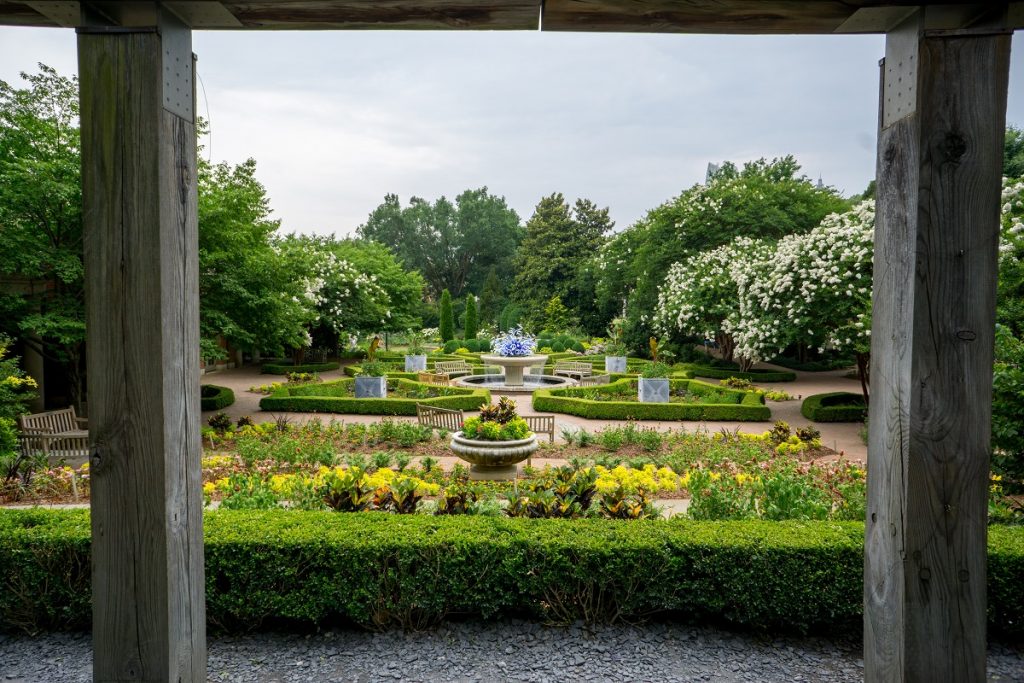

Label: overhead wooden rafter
[2,0,1023,32]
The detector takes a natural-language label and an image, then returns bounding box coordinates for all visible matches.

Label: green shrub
[3,509,1024,636]
[259,379,490,415]
[200,384,235,412]
[689,365,797,382]
[439,289,455,342]
[533,378,770,421]
[801,392,868,423]
[261,362,339,375]
[442,340,460,354]
[464,339,481,353]
[551,342,566,353]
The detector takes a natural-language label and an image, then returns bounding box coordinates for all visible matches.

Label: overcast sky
[1,28,1022,236]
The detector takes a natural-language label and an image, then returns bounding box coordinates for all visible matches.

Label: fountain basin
[479,354,548,387]
[454,373,575,394]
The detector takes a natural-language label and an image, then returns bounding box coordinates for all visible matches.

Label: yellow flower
[709,472,721,482]
[202,482,216,496]
[735,472,752,486]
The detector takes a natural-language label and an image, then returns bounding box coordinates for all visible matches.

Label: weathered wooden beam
[78,7,205,681]
[865,9,1010,682]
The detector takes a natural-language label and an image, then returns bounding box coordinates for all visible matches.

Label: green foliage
[992,326,1024,486]
[477,396,519,424]
[259,379,490,415]
[199,385,235,412]
[260,362,339,375]
[513,194,613,327]
[1006,125,1024,180]
[358,361,389,378]
[605,157,850,352]
[542,296,574,332]
[356,188,523,299]
[534,378,770,421]
[439,289,455,342]
[207,412,233,433]
[640,362,672,379]
[0,66,86,405]
[219,474,280,511]
[463,295,478,340]
[689,366,797,382]
[0,338,36,421]
[462,416,530,441]
[478,267,503,324]
[6,509,1024,635]
[800,393,867,423]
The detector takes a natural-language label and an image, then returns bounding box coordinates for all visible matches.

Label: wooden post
[78,7,205,681]
[865,9,1010,682]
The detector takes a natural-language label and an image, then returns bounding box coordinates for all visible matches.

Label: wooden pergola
[0,1,1020,680]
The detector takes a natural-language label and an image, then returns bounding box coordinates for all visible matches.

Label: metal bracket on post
[882,13,920,130]
[160,6,194,121]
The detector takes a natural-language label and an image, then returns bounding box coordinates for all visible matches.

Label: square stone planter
[605,356,627,373]
[404,355,427,372]
[355,376,387,398]
[638,378,669,403]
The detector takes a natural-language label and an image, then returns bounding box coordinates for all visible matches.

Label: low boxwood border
[533,377,770,421]
[1,509,1021,636]
[261,361,340,375]
[200,384,235,411]
[801,392,868,423]
[688,365,797,383]
[259,378,490,415]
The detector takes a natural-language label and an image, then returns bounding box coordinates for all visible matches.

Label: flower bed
[3,508,1023,636]
[801,392,867,423]
[261,361,340,375]
[533,378,770,421]
[259,378,490,415]
[687,365,797,383]
[200,384,235,411]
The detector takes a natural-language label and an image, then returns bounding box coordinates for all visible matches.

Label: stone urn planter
[450,432,539,480]
[638,377,669,403]
[355,376,387,398]
[605,356,628,373]
[404,354,427,372]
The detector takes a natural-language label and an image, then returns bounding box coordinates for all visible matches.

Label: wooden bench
[433,360,474,379]
[17,407,90,465]
[553,361,593,381]
[416,404,464,433]
[579,374,611,387]
[416,372,450,386]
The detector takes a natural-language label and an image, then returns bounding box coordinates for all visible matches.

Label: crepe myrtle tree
[654,236,772,370]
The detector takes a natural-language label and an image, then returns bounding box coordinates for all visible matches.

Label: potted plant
[355,361,388,398]
[404,330,427,372]
[604,317,628,373]
[449,397,538,480]
[638,362,672,403]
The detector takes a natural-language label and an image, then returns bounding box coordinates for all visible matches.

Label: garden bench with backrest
[416,404,464,433]
[416,372,450,386]
[433,360,473,379]
[553,361,593,381]
[17,407,90,464]
[579,374,611,387]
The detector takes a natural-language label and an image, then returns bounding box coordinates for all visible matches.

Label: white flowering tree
[655,236,771,370]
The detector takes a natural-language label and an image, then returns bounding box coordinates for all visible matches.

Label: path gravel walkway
[4,621,1022,682]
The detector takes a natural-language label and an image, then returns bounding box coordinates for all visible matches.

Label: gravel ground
[2,621,1022,682]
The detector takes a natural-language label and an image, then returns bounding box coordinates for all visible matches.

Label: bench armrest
[75,417,89,428]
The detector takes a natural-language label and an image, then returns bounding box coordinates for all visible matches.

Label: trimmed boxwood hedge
[801,392,868,423]
[688,365,797,383]
[200,384,235,411]
[259,378,490,415]
[1,509,1022,636]
[261,361,340,375]
[532,377,770,421]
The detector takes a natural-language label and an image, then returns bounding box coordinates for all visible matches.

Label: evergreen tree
[543,296,574,332]
[478,267,503,323]
[439,289,455,342]
[464,295,478,340]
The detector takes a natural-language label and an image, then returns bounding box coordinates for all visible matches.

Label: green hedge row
[688,365,797,383]
[2,509,1022,636]
[200,384,235,412]
[261,362,340,375]
[532,378,770,421]
[259,378,490,415]
[801,392,868,423]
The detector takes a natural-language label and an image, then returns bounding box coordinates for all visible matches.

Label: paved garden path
[4,620,1022,682]
[202,361,868,462]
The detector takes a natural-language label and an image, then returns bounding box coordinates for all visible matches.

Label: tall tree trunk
[715,332,735,364]
[855,351,870,408]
